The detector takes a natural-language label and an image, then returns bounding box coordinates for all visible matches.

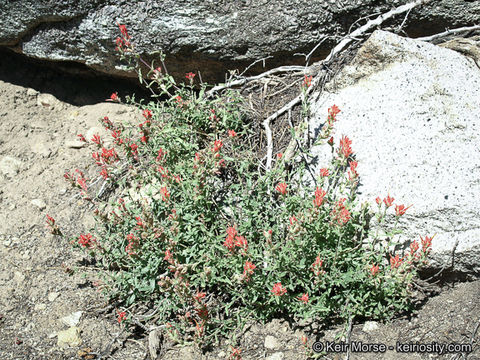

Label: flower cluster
[223,226,248,254]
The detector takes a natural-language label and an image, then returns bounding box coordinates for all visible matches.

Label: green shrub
[50,23,433,348]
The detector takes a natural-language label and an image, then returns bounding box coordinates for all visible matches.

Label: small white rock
[27,88,39,96]
[0,156,23,177]
[37,93,59,109]
[61,311,83,327]
[217,351,226,358]
[57,327,82,348]
[65,140,85,149]
[13,271,25,283]
[362,321,379,332]
[265,335,280,350]
[34,303,47,311]
[48,292,59,302]
[266,352,284,360]
[31,199,46,211]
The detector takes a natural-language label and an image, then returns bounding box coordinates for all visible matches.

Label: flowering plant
[55,23,433,349]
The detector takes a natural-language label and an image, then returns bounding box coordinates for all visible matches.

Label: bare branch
[206,65,305,97]
[416,25,480,42]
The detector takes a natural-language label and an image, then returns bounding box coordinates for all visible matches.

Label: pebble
[61,311,83,327]
[65,140,85,149]
[48,292,59,302]
[37,93,59,109]
[13,271,25,283]
[362,321,379,332]
[31,199,46,211]
[266,352,284,360]
[217,351,226,358]
[26,88,39,96]
[0,156,23,177]
[34,303,46,311]
[265,335,280,350]
[57,327,82,348]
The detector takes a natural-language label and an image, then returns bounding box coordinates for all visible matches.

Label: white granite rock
[310,30,480,275]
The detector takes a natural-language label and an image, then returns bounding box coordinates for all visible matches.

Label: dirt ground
[0,75,479,360]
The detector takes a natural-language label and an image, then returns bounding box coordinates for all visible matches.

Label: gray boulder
[309,30,480,277]
[1,1,479,81]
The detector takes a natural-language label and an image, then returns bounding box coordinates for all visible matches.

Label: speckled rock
[310,30,480,276]
[1,1,479,81]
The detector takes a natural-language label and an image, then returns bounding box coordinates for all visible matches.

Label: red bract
[243,261,256,280]
[229,347,242,360]
[297,293,309,304]
[185,72,196,81]
[369,264,379,276]
[164,249,173,263]
[303,75,312,88]
[160,186,170,201]
[420,235,434,254]
[78,233,97,249]
[319,168,329,177]
[102,116,114,129]
[311,255,325,276]
[338,135,353,159]
[213,140,223,152]
[329,104,340,116]
[142,109,152,119]
[330,198,350,226]
[327,136,334,146]
[276,153,283,159]
[271,282,287,296]
[228,129,237,138]
[275,182,287,195]
[383,195,395,208]
[395,204,412,217]
[348,161,358,181]
[327,105,340,125]
[117,310,127,323]
[91,134,102,146]
[313,187,327,207]
[77,134,87,142]
[108,92,119,102]
[375,196,382,206]
[117,24,130,39]
[390,254,402,269]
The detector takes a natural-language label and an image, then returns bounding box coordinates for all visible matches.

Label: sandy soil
[0,78,478,360]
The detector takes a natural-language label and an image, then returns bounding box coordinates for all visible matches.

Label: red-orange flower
[117,310,127,323]
[142,109,152,119]
[78,234,97,249]
[383,195,395,208]
[313,187,327,207]
[242,261,256,281]
[228,129,237,138]
[303,75,312,88]
[369,264,379,276]
[319,168,329,177]
[229,347,242,360]
[276,182,287,195]
[338,135,353,159]
[213,140,223,152]
[297,293,309,304]
[420,235,434,253]
[108,92,119,102]
[390,254,402,269]
[395,204,412,217]
[185,72,196,81]
[271,282,287,296]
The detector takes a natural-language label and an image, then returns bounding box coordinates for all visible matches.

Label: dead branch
[416,25,480,43]
[206,65,305,97]
[323,0,429,64]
